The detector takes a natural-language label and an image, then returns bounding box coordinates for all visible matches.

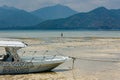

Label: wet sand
[1,37,120,80]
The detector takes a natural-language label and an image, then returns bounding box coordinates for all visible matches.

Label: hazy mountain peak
[55,4,62,6]
[1,5,18,11]
[96,7,107,10]
[31,4,78,20]
[2,5,8,8]
[54,4,65,7]
[0,5,42,28]
[91,7,108,12]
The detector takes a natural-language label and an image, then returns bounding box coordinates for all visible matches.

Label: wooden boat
[0,41,69,74]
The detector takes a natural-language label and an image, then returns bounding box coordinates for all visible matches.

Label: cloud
[0,0,119,12]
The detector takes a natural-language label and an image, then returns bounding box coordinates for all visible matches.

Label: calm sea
[0,30,120,38]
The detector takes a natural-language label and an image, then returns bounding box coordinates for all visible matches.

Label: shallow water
[0,30,120,38]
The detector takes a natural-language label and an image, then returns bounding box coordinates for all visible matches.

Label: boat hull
[0,56,69,74]
[0,62,62,74]
[29,62,62,73]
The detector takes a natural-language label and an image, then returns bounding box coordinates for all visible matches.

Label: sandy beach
[1,37,120,80]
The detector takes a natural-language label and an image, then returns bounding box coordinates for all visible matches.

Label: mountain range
[0,5,41,28]
[35,7,120,30]
[0,5,120,30]
[0,4,77,29]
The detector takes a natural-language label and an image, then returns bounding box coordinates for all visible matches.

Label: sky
[0,0,120,12]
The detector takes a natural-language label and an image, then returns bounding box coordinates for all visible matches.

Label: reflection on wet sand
[1,37,120,80]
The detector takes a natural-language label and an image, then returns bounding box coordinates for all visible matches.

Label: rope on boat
[19,49,120,71]
[20,50,120,63]
[30,57,35,62]
[69,57,120,62]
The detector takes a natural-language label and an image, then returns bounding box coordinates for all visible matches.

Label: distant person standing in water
[61,33,63,37]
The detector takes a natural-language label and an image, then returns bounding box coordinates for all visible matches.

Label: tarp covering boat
[0,41,27,47]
